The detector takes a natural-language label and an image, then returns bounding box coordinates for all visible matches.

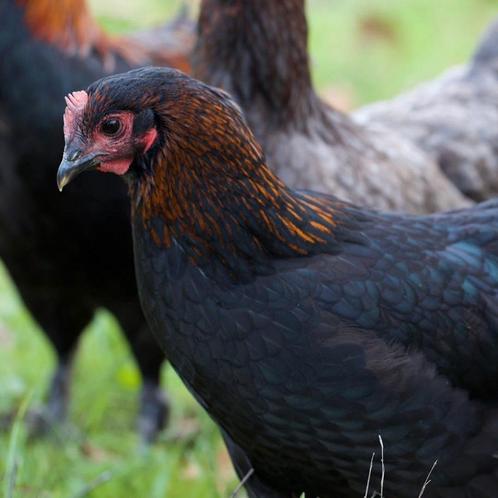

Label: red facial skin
[93,112,136,175]
[84,112,158,175]
[63,91,157,175]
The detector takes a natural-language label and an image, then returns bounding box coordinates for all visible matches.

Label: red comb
[63,90,88,140]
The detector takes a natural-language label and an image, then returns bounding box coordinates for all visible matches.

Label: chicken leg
[111,302,169,444]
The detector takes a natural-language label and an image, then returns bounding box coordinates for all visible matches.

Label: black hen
[0,0,190,441]
[58,67,498,497]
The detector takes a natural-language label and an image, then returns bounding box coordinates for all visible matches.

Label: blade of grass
[4,392,33,498]
[378,434,385,498]
[230,468,254,498]
[364,452,376,498]
[418,460,438,498]
[71,470,114,498]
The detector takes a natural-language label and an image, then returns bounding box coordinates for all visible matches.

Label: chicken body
[135,198,498,498]
[193,0,471,213]
[355,17,498,201]
[59,67,498,497]
[0,0,192,440]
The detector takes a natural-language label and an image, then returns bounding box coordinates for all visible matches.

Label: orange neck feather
[133,132,338,263]
[17,0,192,72]
[19,0,111,57]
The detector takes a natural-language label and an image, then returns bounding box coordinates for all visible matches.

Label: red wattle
[98,157,133,175]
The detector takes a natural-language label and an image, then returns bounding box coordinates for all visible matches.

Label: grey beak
[57,150,101,191]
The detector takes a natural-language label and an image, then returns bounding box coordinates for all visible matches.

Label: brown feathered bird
[0,0,193,441]
[58,67,498,498]
[355,16,498,202]
[192,0,471,213]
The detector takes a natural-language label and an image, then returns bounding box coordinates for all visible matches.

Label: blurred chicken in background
[355,17,498,202]
[192,0,472,214]
[130,1,195,73]
[0,0,194,443]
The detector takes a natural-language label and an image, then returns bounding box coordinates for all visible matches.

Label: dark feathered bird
[192,0,471,213]
[356,16,498,202]
[58,67,498,497]
[0,0,195,441]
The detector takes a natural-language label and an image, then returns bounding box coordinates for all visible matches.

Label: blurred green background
[1,1,496,497]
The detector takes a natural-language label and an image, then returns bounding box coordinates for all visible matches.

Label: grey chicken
[355,17,498,202]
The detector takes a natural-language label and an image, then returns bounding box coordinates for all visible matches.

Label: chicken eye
[101,119,121,136]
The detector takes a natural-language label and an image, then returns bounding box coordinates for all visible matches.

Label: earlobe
[142,128,158,154]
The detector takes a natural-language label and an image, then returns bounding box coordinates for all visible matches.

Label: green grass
[0,263,236,498]
[1,1,497,497]
[307,0,496,104]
